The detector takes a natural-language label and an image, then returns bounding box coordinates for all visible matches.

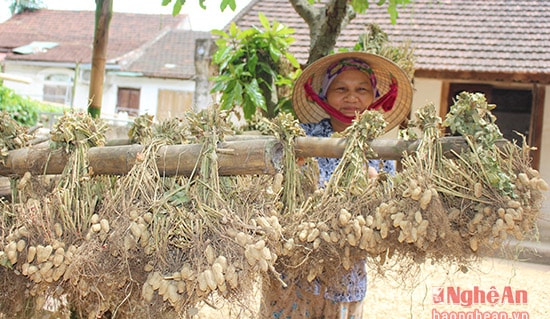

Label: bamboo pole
[0,136,506,178]
[0,138,283,177]
[87,0,112,118]
[0,72,32,84]
[293,135,499,160]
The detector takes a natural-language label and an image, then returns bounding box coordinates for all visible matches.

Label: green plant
[210,13,300,121]
[0,86,39,126]
[35,102,69,114]
[443,92,513,196]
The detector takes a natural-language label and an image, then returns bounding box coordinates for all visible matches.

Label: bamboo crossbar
[0,136,506,178]
[0,138,283,177]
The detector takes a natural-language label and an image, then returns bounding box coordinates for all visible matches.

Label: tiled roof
[125,29,212,79]
[0,9,210,80]
[231,0,550,83]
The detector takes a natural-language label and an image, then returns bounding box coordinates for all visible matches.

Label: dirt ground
[195,257,550,319]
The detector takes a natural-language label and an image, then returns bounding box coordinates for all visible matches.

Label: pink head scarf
[318,58,380,100]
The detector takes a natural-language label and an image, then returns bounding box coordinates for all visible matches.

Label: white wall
[3,63,99,111]
[538,85,550,185]
[103,74,196,117]
[411,78,443,115]
[2,64,50,101]
[2,63,196,119]
[382,78,442,138]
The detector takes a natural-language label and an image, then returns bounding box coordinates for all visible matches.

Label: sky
[0,0,253,31]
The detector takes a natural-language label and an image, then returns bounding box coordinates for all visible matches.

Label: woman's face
[325,69,374,119]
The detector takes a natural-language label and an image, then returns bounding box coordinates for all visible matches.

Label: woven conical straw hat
[292,52,413,131]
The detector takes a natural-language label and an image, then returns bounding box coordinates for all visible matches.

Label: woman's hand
[368,166,378,179]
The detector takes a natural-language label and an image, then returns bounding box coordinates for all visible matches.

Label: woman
[261,52,413,318]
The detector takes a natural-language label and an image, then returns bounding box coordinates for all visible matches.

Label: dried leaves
[0,111,32,163]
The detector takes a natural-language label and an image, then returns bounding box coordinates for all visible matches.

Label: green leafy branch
[162,0,237,15]
[210,13,300,121]
[349,0,411,24]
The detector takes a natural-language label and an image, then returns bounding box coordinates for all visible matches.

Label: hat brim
[292,52,413,132]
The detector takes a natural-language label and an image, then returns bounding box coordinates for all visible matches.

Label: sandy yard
[194,257,550,319]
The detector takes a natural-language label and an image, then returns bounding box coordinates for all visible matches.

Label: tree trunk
[87,0,113,118]
[193,38,215,112]
[290,0,355,65]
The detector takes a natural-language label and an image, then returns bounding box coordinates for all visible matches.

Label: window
[43,73,73,105]
[491,88,532,141]
[116,88,140,117]
[446,82,541,169]
[447,84,532,142]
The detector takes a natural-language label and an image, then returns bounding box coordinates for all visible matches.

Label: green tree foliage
[162,0,237,15]
[348,0,410,24]
[162,0,409,23]
[9,0,45,15]
[210,13,300,120]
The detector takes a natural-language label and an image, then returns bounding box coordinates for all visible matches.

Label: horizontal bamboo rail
[0,136,505,178]
[0,138,283,177]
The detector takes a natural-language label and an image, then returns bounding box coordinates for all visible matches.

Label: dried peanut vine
[0,93,547,317]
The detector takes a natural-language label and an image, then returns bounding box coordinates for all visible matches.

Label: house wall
[381,78,442,138]
[411,78,443,115]
[102,74,196,118]
[2,64,54,102]
[2,63,196,122]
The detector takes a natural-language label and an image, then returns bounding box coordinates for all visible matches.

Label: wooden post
[87,0,113,118]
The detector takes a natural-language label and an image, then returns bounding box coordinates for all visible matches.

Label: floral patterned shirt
[300,118,396,185]
[300,118,396,302]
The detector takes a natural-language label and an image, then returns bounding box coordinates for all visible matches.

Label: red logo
[432,287,444,304]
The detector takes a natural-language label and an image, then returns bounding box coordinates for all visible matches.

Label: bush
[0,85,40,126]
[0,85,69,127]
